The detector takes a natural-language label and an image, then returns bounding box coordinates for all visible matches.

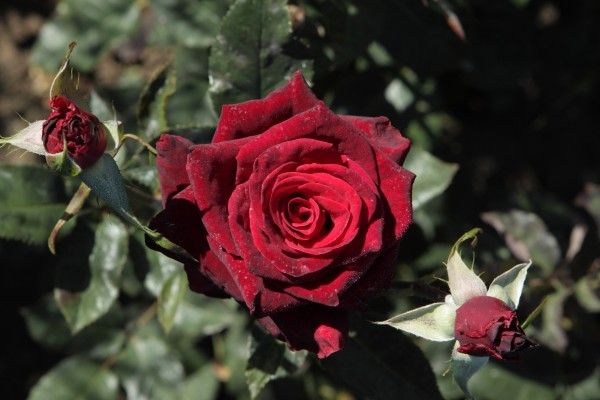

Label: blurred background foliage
[1,0,599,399]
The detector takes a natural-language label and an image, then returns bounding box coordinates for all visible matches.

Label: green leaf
[451,341,488,398]
[208,0,313,113]
[144,250,181,297]
[481,210,561,275]
[22,295,73,351]
[385,78,415,112]
[31,0,140,72]
[90,91,114,122]
[533,286,570,353]
[138,64,177,141]
[80,153,131,217]
[172,295,239,339]
[123,165,159,192]
[246,327,308,399]
[55,216,128,333]
[158,269,188,333]
[469,363,555,400]
[487,261,532,310]
[563,367,600,400]
[166,47,218,129]
[376,302,456,341]
[223,315,252,396]
[322,320,444,400]
[0,166,66,244]
[179,365,220,400]
[115,325,184,399]
[404,146,458,210]
[27,356,118,400]
[148,0,232,48]
[576,183,600,235]
[574,273,600,313]
[0,120,46,155]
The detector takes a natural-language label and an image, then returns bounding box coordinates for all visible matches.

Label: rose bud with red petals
[148,71,414,358]
[454,295,536,360]
[42,96,107,168]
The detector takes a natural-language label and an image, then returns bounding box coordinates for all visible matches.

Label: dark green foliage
[1,0,600,399]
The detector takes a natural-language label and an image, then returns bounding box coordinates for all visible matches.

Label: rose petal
[235,103,380,185]
[257,304,348,359]
[342,116,411,163]
[148,187,229,298]
[155,134,194,205]
[213,71,319,143]
[276,253,378,306]
[341,244,399,307]
[373,153,415,240]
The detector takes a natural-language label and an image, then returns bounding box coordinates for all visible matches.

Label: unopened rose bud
[42,96,107,168]
[454,295,536,360]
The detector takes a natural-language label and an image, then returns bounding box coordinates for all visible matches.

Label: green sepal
[446,229,487,306]
[451,341,488,398]
[0,120,46,155]
[45,134,82,177]
[102,120,121,152]
[376,302,457,342]
[487,261,532,310]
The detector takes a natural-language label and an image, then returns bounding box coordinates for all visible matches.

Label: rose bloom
[42,96,107,168]
[454,296,536,360]
[150,72,414,358]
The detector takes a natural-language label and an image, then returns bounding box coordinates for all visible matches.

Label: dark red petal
[213,71,319,143]
[276,253,378,307]
[227,183,304,314]
[147,186,228,298]
[340,244,399,307]
[235,103,380,185]
[342,116,411,163]
[455,296,515,339]
[257,305,348,359]
[375,153,415,240]
[155,134,194,205]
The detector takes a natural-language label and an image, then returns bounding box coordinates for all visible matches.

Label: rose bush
[454,295,536,360]
[42,96,107,168]
[149,72,414,358]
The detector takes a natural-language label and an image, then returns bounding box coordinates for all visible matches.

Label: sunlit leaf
[55,216,128,333]
[114,324,184,399]
[404,146,458,210]
[574,273,600,313]
[481,210,561,275]
[469,363,555,400]
[533,286,570,353]
[208,0,313,112]
[158,269,188,333]
[246,327,308,399]
[28,356,118,400]
[0,166,66,245]
[31,0,140,72]
[137,64,177,141]
[179,365,220,400]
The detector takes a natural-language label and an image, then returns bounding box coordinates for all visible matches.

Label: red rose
[149,72,414,358]
[42,96,107,168]
[455,295,536,360]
